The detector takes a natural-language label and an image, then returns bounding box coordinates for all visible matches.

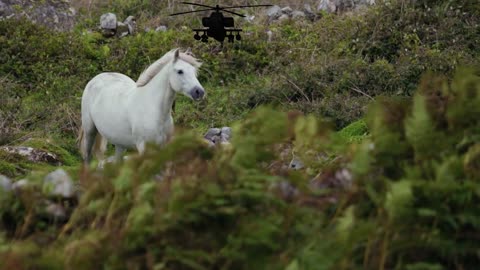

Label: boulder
[303,4,317,21]
[277,14,290,22]
[317,0,375,13]
[317,0,337,13]
[116,21,129,37]
[220,127,232,141]
[124,15,136,34]
[43,169,75,198]
[266,5,282,20]
[0,146,61,165]
[292,10,306,20]
[281,6,293,15]
[155,25,168,32]
[100,12,117,30]
[0,0,76,31]
[12,179,29,192]
[0,174,12,192]
[204,127,232,146]
[44,201,67,220]
[100,12,117,37]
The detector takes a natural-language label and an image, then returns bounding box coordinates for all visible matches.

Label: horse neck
[136,64,175,123]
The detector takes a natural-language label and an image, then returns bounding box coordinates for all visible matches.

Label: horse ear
[173,49,180,63]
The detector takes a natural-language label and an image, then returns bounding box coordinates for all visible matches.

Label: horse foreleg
[115,145,126,162]
[136,141,146,155]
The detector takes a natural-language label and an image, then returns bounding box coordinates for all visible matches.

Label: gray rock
[317,0,337,13]
[45,201,66,220]
[43,169,75,198]
[277,14,290,22]
[303,4,317,21]
[292,10,306,19]
[281,6,293,15]
[204,127,232,146]
[317,0,375,13]
[0,146,61,165]
[100,12,117,30]
[124,15,136,34]
[116,21,129,37]
[12,179,29,192]
[0,1,8,13]
[304,3,314,13]
[204,128,221,141]
[220,127,232,140]
[0,175,12,192]
[155,25,168,32]
[0,0,76,31]
[266,5,282,19]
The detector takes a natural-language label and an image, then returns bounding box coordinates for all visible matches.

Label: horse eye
[177,70,184,75]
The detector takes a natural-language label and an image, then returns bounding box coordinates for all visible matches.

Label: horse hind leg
[81,125,98,164]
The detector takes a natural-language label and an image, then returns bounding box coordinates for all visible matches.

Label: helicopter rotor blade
[169,8,214,16]
[180,2,215,9]
[220,9,246,17]
[221,4,274,9]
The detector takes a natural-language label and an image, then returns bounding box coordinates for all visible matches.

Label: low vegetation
[0,0,479,269]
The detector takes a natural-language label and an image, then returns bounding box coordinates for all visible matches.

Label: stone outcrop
[43,168,75,198]
[0,174,12,191]
[100,12,136,38]
[203,127,232,147]
[0,0,76,31]
[0,146,62,165]
[317,0,376,13]
[266,1,376,23]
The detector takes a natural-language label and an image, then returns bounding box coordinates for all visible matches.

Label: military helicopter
[170,2,272,44]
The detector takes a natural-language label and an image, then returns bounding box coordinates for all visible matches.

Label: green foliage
[1,67,480,268]
[344,68,480,269]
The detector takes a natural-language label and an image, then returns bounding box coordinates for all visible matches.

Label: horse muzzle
[190,86,205,101]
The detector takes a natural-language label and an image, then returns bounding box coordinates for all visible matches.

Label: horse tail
[77,125,107,161]
[94,134,107,160]
[77,125,86,159]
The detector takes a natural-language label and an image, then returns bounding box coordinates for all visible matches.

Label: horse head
[169,49,205,101]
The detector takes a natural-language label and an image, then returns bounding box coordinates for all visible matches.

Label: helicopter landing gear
[201,33,208,42]
[194,31,201,40]
[226,31,241,43]
[194,31,209,42]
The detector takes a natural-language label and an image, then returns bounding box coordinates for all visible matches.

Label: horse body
[79,49,204,163]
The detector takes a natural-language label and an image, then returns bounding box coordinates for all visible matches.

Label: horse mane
[136,48,202,87]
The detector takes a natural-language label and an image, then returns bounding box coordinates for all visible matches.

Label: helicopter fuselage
[197,12,239,42]
[170,2,272,44]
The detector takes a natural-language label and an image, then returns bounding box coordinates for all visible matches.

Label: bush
[1,67,479,269]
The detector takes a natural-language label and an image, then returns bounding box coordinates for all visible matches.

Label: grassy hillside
[1,0,480,269]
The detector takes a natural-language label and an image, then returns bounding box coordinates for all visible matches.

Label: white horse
[78,48,205,163]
